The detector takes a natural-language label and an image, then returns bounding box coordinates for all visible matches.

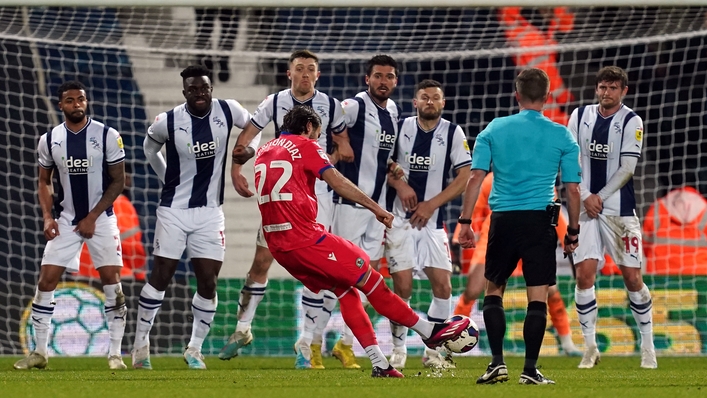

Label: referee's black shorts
[485,210,557,287]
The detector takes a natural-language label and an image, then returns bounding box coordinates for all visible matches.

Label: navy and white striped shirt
[147,99,251,208]
[568,104,643,216]
[250,89,345,194]
[335,91,400,206]
[391,117,471,229]
[37,118,125,224]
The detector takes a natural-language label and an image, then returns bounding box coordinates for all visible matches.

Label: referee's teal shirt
[471,109,581,212]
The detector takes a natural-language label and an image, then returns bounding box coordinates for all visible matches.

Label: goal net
[1,5,706,358]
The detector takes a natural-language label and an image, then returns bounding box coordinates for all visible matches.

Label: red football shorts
[271,233,370,293]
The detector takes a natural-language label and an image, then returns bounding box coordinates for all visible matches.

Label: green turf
[2,356,707,398]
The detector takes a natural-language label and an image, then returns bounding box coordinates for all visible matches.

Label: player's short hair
[57,81,86,101]
[289,50,318,65]
[366,55,398,77]
[414,79,444,97]
[180,65,211,81]
[282,105,321,135]
[515,68,550,103]
[596,66,628,88]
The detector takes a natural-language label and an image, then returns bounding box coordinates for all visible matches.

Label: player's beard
[418,107,442,121]
[64,110,85,124]
[369,86,390,104]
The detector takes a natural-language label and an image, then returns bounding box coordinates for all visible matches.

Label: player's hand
[387,160,406,181]
[327,150,340,165]
[74,214,97,239]
[584,194,603,219]
[374,208,394,228]
[457,224,476,249]
[396,183,418,212]
[410,201,434,230]
[336,141,354,163]
[232,144,255,165]
[231,165,254,197]
[563,233,579,256]
[43,218,59,241]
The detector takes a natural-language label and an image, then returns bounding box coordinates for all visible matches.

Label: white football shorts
[255,189,334,249]
[573,213,643,269]
[42,214,122,272]
[385,216,452,275]
[332,203,385,261]
[153,206,225,261]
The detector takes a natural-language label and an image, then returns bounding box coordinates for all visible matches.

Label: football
[442,315,480,353]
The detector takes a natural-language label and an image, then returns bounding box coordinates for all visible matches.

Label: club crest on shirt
[613,121,622,134]
[316,105,327,118]
[435,131,445,146]
[212,116,225,129]
[89,136,101,151]
[635,126,643,141]
[355,258,365,268]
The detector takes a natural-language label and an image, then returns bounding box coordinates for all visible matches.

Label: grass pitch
[1,356,706,398]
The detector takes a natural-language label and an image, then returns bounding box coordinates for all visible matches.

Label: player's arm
[388,174,417,212]
[144,114,168,183]
[76,129,126,239]
[37,166,58,241]
[37,135,58,240]
[322,167,393,228]
[410,165,471,230]
[410,126,472,229]
[596,117,643,202]
[230,122,264,198]
[330,99,354,162]
[75,161,125,239]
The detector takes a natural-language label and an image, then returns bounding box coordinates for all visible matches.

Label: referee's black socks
[482,295,506,366]
[523,300,548,374]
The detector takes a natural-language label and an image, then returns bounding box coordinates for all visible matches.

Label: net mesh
[1,5,706,357]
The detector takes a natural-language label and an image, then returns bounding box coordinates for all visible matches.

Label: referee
[457,68,581,385]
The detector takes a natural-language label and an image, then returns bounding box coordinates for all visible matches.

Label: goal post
[1,4,706,358]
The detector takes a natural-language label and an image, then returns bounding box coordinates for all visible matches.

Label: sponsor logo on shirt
[63,156,93,174]
[376,130,396,150]
[405,152,436,171]
[187,138,221,159]
[586,140,614,160]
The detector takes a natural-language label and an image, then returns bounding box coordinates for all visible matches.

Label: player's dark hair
[180,65,211,81]
[282,105,321,135]
[414,79,444,97]
[596,66,628,89]
[57,81,86,101]
[366,55,398,77]
[515,68,550,103]
[289,49,318,65]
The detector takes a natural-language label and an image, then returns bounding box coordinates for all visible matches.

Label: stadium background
[1,6,706,358]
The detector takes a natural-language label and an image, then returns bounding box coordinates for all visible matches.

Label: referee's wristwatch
[567,225,580,236]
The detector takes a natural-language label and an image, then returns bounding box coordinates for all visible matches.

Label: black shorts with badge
[485,210,557,287]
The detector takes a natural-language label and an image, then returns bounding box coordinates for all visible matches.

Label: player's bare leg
[98,265,127,370]
[574,258,601,369]
[183,258,222,369]
[422,267,455,369]
[388,268,413,369]
[219,244,272,360]
[454,262,485,316]
[620,265,656,369]
[132,255,178,369]
[14,264,64,370]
